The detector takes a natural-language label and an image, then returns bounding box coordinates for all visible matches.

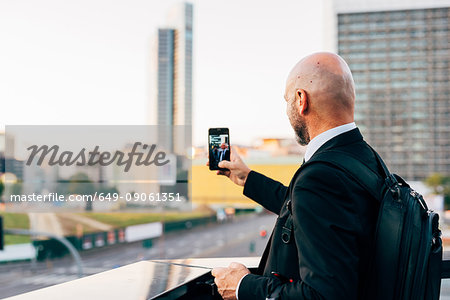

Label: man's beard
[289,102,310,146]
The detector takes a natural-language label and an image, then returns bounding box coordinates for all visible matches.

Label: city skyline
[0,0,327,146]
[0,0,449,151]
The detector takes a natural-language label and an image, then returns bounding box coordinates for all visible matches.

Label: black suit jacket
[239,128,383,299]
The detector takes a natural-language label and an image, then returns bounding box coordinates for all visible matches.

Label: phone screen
[208,128,230,170]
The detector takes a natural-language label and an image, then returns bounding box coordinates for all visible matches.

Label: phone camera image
[209,128,230,171]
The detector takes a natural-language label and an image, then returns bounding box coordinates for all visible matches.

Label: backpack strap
[280,148,410,299]
[305,149,407,299]
[281,200,293,244]
[282,149,385,239]
[304,149,387,202]
[281,148,387,245]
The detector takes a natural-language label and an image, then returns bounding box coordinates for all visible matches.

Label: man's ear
[295,89,308,115]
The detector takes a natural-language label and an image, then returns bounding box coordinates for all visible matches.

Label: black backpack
[310,148,443,300]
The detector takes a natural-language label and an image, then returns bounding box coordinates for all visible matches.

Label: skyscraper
[154,28,175,151]
[151,2,193,155]
[150,3,193,201]
[332,0,449,180]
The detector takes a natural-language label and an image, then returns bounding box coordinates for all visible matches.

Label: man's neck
[308,119,354,141]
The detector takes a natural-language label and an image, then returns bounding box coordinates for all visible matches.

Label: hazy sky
[0,0,329,146]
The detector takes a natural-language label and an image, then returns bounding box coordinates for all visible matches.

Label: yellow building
[191,157,302,208]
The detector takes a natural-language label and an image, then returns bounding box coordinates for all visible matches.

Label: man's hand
[211,146,251,186]
[212,262,251,300]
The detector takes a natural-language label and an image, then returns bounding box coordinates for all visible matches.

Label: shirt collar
[304,122,357,162]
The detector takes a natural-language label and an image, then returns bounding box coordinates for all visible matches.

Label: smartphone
[208,128,230,171]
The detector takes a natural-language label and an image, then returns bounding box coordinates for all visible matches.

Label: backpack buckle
[282,200,293,243]
[281,226,291,244]
[386,175,401,201]
[390,186,401,201]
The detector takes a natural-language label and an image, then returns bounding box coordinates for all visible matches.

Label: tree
[67,172,95,211]
[425,173,450,210]
[11,181,23,195]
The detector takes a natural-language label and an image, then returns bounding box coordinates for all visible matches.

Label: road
[0,213,276,298]
[2,212,450,299]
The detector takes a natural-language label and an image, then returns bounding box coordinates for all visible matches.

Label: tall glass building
[335,2,449,180]
[152,2,193,154]
[155,28,175,151]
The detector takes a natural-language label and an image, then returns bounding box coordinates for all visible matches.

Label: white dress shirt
[304,122,356,162]
[235,122,356,299]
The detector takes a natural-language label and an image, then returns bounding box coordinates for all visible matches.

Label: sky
[0,0,330,146]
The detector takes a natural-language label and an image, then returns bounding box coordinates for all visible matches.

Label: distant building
[253,138,306,157]
[150,3,193,201]
[153,28,175,151]
[332,0,450,180]
[151,2,193,154]
[0,132,23,180]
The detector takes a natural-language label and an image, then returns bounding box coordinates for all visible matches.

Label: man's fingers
[211,267,225,277]
[218,160,232,169]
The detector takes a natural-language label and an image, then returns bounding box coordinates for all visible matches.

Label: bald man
[211,52,384,299]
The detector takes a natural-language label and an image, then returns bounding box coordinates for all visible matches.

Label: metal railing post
[4,228,83,278]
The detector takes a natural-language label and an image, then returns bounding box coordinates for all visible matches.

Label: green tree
[11,181,23,195]
[425,173,450,210]
[68,172,95,211]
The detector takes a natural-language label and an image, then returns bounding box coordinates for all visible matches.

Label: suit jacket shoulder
[239,128,382,300]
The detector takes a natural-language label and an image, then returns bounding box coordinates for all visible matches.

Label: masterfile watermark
[26,142,170,172]
[10,192,182,203]
[2,125,192,212]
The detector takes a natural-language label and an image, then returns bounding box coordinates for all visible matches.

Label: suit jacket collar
[290,128,364,182]
[304,122,356,162]
[311,127,364,158]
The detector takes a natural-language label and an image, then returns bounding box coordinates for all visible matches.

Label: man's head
[284,52,355,145]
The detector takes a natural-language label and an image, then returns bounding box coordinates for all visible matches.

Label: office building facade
[336,2,449,180]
